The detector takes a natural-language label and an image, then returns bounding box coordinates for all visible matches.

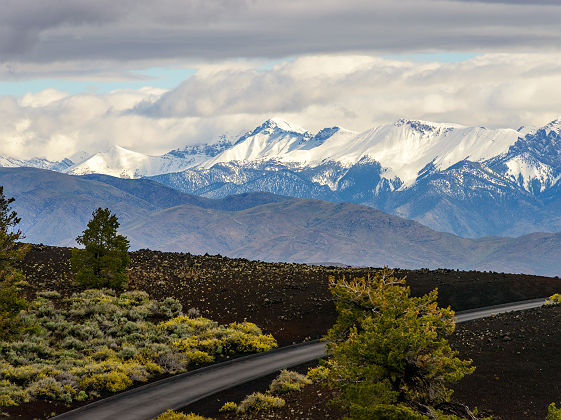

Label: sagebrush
[0,289,276,407]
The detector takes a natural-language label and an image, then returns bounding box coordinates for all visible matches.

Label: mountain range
[3,166,561,276]
[2,117,561,238]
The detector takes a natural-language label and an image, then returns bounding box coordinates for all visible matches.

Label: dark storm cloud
[1,0,560,70]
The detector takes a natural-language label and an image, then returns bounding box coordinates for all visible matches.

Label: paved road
[53,298,547,420]
[54,342,326,420]
[455,297,545,323]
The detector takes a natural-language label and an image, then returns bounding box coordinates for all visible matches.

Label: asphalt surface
[53,298,547,420]
[53,341,326,420]
[455,297,545,323]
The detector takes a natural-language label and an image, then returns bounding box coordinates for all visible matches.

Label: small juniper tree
[325,268,475,419]
[71,207,130,289]
[0,186,29,340]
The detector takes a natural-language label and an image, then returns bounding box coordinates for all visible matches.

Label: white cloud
[1,53,561,161]
[142,53,561,129]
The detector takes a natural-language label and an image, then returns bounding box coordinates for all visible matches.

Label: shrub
[154,410,212,420]
[36,290,61,300]
[269,369,311,394]
[546,294,561,305]
[0,289,276,407]
[349,403,429,420]
[27,377,67,401]
[548,403,561,420]
[237,392,285,413]
[0,379,29,406]
[219,401,238,412]
[306,365,330,382]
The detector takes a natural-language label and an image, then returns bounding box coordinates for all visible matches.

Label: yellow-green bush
[154,410,213,420]
[236,392,285,413]
[546,294,561,305]
[219,401,237,412]
[167,319,276,356]
[306,365,330,382]
[0,289,276,407]
[548,403,561,420]
[269,369,312,394]
[0,379,29,406]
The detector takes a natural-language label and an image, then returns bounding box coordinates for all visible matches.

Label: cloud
[1,0,560,79]
[140,53,561,129]
[1,53,561,161]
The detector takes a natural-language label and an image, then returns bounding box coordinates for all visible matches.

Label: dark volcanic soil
[9,245,561,419]
[18,245,561,346]
[451,304,561,419]
[183,305,561,420]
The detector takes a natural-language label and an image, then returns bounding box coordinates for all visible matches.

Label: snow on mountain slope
[202,118,359,168]
[503,155,558,193]
[488,119,561,194]
[0,156,21,168]
[331,120,519,186]
[0,155,73,171]
[202,118,520,187]
[201,119,312,167]
[65,142,231,178]
[66,146,161,178]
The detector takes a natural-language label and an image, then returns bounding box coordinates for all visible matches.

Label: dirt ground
[8,245,561,419]
[19,245,561,345]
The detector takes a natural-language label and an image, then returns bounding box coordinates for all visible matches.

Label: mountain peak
[234,118,307,146]
[261,118,306,133]
[542,119,561,135]
[394,118,462,131]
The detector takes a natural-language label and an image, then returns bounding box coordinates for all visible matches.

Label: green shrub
[154,410,212,420]
[27,377,68,401]
[0,289,277,407]
[548,403,561,420]
[306,365,330,382]
[219,401,237,412]
[237,392,285,413]
[36,291,61,300]
[0,379,29,406]
[348,403,429,420]
[269,369,312,394]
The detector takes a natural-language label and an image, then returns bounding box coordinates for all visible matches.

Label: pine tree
[325,268,474,418]
[0,186,29,341]
[71,208,130,289]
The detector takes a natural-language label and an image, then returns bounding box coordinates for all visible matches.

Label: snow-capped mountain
[0,138,232,178]
[488,120,561,194]
[65,139,232,178]
[149,117,561,238]
[200,118,520,186]
[0,155,73,172]
[5,116,561,238]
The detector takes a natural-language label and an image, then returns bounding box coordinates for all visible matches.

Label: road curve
[53,341,326,420]
[53,298,547,420]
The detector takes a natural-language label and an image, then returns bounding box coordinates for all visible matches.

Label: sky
[1,0,561,160]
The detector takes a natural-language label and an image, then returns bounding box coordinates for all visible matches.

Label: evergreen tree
[325,268,475,419]
[0,186,29,341]
[71,208,130,289]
